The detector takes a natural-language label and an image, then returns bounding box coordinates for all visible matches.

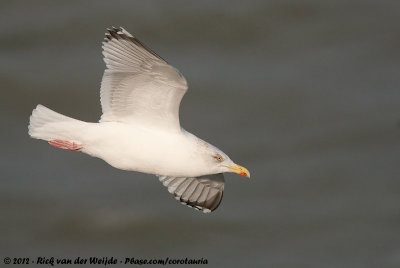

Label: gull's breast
[81,122,206,177]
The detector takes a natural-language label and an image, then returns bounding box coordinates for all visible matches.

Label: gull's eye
[215,155,223,162]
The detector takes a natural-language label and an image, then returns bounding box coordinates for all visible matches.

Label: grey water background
[1,1,399,267]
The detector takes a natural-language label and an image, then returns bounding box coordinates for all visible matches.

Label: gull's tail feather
[28,104,86,142]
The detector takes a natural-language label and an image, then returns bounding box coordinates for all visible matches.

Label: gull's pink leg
[48,140,83,151]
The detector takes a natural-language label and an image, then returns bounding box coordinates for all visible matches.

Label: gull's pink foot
[48,140,82,151]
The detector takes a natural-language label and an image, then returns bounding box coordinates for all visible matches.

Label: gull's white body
[31,115,216,177]
[28,27,249,213]
[80,123,202,177]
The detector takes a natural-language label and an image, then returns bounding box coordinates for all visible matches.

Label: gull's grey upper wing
[158,173,225,213]
[100,27,188,131]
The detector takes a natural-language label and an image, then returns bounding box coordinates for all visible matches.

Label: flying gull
[28,27,250,213]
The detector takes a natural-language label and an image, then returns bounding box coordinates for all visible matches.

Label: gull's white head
[191,136,250,178]
[207,148,250,178]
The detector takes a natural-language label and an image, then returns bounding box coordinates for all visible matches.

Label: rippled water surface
[1,1,400,267]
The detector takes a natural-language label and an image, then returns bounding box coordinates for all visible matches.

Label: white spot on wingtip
[120,27,133,37]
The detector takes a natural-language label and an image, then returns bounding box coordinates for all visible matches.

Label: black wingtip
[105,27,122,39]
[102,26,165,62]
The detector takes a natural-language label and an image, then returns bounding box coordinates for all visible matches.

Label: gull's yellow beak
[227,164,250,178]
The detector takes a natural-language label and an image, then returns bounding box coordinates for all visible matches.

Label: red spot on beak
[239,172,247,176]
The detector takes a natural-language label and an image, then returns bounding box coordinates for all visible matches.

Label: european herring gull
[28,27,250,213]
